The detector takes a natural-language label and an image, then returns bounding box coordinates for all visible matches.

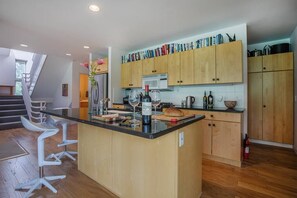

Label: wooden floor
[1,125,297,198]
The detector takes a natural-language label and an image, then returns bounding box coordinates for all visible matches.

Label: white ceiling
[0,0,296,62]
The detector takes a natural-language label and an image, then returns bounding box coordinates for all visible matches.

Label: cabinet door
[194,46,216,84]
[263,71,293,144]
[216,41,243,83]
[180,50,194,85]
[248,73,263,140]
[168,53,181,86]
[263,52,293,72]
[121,63,132,88]
[131,60,143,87]
[142,58,154,76]
[212,121,241,161]
[248,56,262,73]
[201,119,212,155]
[154,55,168,74]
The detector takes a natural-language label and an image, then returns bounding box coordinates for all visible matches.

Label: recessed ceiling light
[84,45,90,49]
[66,53,71,56]
[20,44,28,47]
[89,4,100,12]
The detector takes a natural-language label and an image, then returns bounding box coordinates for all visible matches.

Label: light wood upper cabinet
[154,55,168,74]
[248,73,263,140]
[93,57,108,74]
[262,70,293,144]
[121,60,143,88]
[248,56,262,73]
[142,56,168,76]
[142,58,154,75]
[194,46,216,84]
[168,53,181,86]
[121,62,131,88]
[216,41,243,83]
[180,50,194,85]
[263,52,293,71]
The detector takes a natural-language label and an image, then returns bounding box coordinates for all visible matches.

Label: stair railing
[21,77,47,123]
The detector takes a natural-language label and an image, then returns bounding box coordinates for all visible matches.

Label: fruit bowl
[224,101,237,109]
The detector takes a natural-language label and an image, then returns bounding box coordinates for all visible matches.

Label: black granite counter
[41,108,205,139]
[174,105,245,113]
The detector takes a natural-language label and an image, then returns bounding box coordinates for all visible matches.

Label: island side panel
[178,121,203,198]
[112,131,178,198]
[78,123,113,191]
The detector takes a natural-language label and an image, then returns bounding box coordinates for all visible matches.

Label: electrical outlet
[179,132,184,147]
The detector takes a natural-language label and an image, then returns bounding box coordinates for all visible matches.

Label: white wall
[0,48,16,86]
[125,24,248,134]
[109,47,128,104]
[32,56,73,105]
[51,63,73,108]
[290,26,297,154]
[72,61,89,108]
[248,38,291,52]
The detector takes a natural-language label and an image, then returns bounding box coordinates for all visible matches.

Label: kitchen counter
[174,105,245,113]
[41,108,205,139]
[41,107,204,198]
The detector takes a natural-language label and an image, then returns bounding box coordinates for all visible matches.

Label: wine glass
[129,90,140,123]
[151,90,161,122]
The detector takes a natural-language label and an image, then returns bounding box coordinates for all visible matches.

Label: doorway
[79,74,89,107]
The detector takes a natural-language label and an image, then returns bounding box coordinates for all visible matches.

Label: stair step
[0,121,23,130]
[0,96,23,100]
[0,104,26,110]
[0,99,24,105]
[0,115,27,123]
[0,109,27,116]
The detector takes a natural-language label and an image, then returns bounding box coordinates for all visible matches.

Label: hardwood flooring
[1,125,297,198]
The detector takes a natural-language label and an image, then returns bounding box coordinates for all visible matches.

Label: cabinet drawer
[182,109,241,122]
[112,104,125,109]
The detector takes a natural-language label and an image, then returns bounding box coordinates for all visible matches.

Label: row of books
[121,34,224,63]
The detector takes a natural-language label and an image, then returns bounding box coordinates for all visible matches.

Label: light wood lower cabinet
[180,109,242,167]
[112,104,125,109]
[262,70,293,144]
[248,54,293,144]
[78,122,203,198]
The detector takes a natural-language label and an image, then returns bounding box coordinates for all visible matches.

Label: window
[15,60,27,95]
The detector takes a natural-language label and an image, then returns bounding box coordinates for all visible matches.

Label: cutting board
[152,114,195,122]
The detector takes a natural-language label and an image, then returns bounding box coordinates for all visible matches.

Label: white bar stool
[47,115,78,161]
[15,116,66,198]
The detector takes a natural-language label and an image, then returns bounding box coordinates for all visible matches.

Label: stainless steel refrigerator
[89,73,108,113]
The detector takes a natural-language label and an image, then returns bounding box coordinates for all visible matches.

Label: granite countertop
[41,108,205,139]
[174,105,245,113]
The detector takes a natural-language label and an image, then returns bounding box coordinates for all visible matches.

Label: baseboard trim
[250,139,293,148]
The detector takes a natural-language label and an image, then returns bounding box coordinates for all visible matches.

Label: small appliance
[186,96,195,108]
[142,74,171,90]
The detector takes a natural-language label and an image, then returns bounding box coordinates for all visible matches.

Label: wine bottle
[208,91,214,109]
[142,85,152,125]
[203,91,208,109]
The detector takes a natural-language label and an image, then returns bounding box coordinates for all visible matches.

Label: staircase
[0,96,27,130]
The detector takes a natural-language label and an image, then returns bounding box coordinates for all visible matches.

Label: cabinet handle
[263,105,266,108]
[263,67,266,70]
[210,115,214,118]
[180,80,183,83]
[177,81,180,83]
[212,78,216,81]
[216,78,219,81]
[208,123,211,126]
[213,124,216,127]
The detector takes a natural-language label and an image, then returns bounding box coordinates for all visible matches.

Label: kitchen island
[42,108,205,198]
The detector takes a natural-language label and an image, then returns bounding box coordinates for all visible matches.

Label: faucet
[104,98,110,114]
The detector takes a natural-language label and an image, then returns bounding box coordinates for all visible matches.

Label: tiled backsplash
[127,84,245,108]
[160,84,244,108]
